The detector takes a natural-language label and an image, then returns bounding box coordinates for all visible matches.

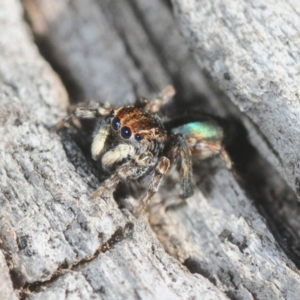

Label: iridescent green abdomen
[171,121,223,141]
[171,121,225,161]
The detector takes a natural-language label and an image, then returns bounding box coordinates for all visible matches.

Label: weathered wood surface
[0,251,18,300]
[0,0,300,299]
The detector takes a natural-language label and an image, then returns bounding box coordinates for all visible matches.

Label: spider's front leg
[92,151,157,200]
[56,104,111,130]
[136,85,176,113]
[168,134,194,199]
[136,156,170,214]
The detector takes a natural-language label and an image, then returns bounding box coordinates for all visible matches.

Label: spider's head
[109,106,167,153]
[91,105,167,171]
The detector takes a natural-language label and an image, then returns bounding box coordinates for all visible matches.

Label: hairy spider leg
[136,156,170,214]
[220,148,232,169]
[167,134,194,199]
[56,105,111,130]
[136,85,176,113]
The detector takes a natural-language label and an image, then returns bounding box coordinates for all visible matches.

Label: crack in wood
[18,221,134,298]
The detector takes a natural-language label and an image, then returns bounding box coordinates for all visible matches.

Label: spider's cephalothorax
[57,86,231,213]
[91,106,167,174]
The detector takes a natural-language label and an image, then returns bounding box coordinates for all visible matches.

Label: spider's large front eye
[112,117,120,130]
[121,126,132,139]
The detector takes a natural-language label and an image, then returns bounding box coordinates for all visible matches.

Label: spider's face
[91,106,168,171]
[109,106,167,154]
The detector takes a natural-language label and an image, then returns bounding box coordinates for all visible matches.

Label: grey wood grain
[0,252,18,300]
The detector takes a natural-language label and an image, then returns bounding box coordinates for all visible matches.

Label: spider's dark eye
[155,128,160,135]
[135,133,143,141]
[109,110,115,118]
[121,126,132,139]
[112,117,120,130]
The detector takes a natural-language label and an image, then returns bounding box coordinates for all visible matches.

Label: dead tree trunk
[1,0,300,299]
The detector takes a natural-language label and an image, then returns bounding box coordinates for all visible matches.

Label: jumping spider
[57,86,231,213]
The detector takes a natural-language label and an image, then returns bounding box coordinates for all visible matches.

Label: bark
[0,0,300,299]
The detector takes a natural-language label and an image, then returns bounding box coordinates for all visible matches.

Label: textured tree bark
[0,0,300,299]
[0,252,18,300]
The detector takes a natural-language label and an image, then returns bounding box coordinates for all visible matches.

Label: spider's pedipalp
[101,144,135,169]
[91,124,111,160]
[92,151,157,200]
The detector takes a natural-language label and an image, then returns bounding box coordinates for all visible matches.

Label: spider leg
[56,105,111,130]
[92,151,155,199]
[136,156,170,214]
[137,85,176,113]
[220,148,232,169]
[168,134,194,199]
